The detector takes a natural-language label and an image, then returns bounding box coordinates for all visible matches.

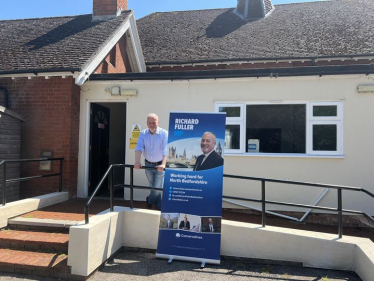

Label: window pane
[313,106,337,117]
[313,125,337,151]
[219,107,240,118]
[225,125,240,149]
[246,105,306,153]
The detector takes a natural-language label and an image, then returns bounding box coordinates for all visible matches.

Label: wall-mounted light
[357,85,374,93]
[111,86,121,96]
[121,89,138,96]
[107,86,138,96]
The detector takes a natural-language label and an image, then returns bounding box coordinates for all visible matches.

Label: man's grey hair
[203,131,217,142]
[147,113,159,120]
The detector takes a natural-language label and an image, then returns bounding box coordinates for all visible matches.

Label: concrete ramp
[69,207,374,280]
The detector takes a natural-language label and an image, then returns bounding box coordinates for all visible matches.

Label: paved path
[0,248,362,281]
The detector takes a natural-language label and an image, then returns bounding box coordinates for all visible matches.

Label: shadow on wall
[205,9,258,38]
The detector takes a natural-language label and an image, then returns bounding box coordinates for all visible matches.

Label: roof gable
[0,11,145,84]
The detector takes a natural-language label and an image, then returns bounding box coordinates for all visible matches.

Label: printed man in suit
[166,215,173,229]
[179,215,190,230]
[203,218,217,233]
[194,132,224,171]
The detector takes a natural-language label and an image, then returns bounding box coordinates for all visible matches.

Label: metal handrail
[85,164,147,224]
[0,158,64,205]
[84,164,374,238]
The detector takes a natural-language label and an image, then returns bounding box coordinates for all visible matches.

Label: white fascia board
[75,19,131,86]
[0,72,78,79]
[76,13,146,86]
[127,14,146,72]
[38,72,79,78]
[149,56,374,68]
[84,73,373,86]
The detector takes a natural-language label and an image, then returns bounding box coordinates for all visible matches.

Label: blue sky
[0,0,323,20]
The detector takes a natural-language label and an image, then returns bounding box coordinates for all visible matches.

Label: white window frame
[216,101,344,157]
[215,103,245,154]
[307,102,343,155]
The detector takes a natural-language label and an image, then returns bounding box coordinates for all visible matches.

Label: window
[246,104,306,153]
[216,102,343,156]
[215,104,244,153]
[307,102,343,155]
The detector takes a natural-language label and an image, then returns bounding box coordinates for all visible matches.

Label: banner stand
[155,253,219,266]
[156,112,226,266]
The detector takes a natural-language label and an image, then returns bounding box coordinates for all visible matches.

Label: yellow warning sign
[132,131,141,138]
[133,125,140,132]
[129,138,138,149]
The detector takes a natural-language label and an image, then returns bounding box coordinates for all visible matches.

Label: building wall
[80,74,374,215]
[95,36,132,74]
[0,77,80,198]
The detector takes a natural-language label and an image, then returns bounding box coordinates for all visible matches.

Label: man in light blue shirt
[135,113,168,210]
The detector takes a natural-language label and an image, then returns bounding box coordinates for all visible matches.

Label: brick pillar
[93,0,128,19]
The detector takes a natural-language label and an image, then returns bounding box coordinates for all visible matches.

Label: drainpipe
[0,86,9,108]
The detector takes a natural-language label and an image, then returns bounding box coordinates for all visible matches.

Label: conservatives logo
[174,233,203,240]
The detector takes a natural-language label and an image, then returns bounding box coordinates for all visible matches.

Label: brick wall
[0,77,80,198]
[95,36,132,74]
[93,0,128,16]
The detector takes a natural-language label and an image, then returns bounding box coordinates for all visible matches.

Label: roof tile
[0,11,132,72]
[137,0,374,63]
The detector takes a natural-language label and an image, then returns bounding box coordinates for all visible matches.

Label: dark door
[89,103,110,196]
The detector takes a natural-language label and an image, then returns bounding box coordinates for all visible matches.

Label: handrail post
[85,206,89,224]
[130,167,134,209]
[338,188,343,238]
[110,167,114,212]
[262,180,266,227]
[59,159,63,192]
[2,163,6,206]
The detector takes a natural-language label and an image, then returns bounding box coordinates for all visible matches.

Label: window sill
[224,153,345,159]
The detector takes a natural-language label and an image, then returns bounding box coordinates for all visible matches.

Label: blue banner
[156,112,226,264]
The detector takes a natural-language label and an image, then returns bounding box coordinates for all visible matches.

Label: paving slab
[0,248,362,281]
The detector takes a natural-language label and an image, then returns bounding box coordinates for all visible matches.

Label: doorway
[88,102,127,197]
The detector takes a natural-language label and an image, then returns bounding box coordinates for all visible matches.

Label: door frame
[80,99,127,198]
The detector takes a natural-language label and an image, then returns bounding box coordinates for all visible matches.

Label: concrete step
[8,217,79,233]
[0,248,69,279]
[0,229,69,254]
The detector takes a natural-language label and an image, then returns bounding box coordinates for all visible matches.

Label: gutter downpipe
[0,86,9,108]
